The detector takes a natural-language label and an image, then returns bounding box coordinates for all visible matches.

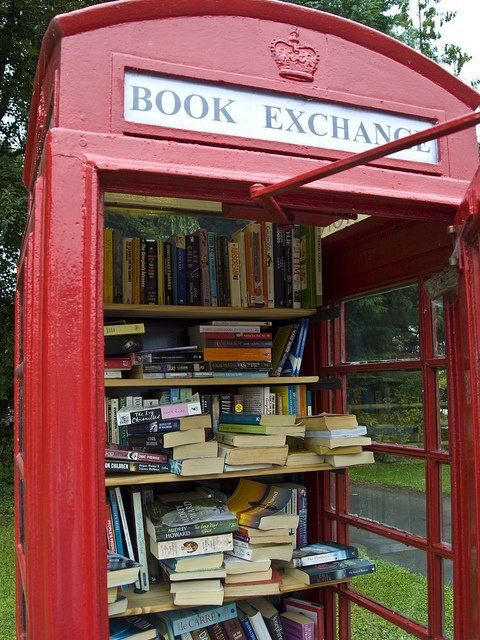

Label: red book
[104,356,132,370]
[284,598,325,640]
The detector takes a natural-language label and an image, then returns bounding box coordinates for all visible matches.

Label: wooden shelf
[112,576,349,617]
[105,463,332,486]
[104,304,317,320]
[105,376,319,388]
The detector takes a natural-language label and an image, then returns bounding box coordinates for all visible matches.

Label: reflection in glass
[350,526,428,627]
[440,464,452,546]
[351,604,419,639]
[349,455,426,536]
[436,368,449,451]
[432,297,446,357]
[344,285,419,363]
[443,558,454,639]
[347,370,424,447]
[329,472,336,510]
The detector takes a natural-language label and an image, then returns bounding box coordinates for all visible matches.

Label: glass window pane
[351,604,419,639]
[344,285,419,363]
[350,526,428,627]
[329,471,336,510]
[440,464,452,546]
[349,456,426,536]
[443,558,454,639]
[432,297,446,357]
[347,370,424,447]
[436,368,449,451]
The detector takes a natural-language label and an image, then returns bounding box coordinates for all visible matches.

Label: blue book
[108,488,125,556]
[169,238,178,305]
[238,610,257,640]
[207,232,218,306]
[294,317,310,376]
[220,412,262,425]
[157,604,237,637]
[109,615,158,639]
[281,318,309,376]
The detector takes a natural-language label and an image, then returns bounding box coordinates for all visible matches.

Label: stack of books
[216,413,305,472]
[280,541,375,585]
[301,413,375,468]
[130,345,213,380]
[145,488,237,605]
[188,321,272,379]
[270,319,310,377]
[109,396,224,477]
[103,223,322,309]
[107,550,141,616]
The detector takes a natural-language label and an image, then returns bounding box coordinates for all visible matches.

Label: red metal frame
[14,1,480,639]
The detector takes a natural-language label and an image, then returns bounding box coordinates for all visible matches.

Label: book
[237,609,259,640]
[220,413,296,426]
[218,423,304,437]
[218,444,288,466]
[304,445,362,456]
[215,432,286,448]
[129,428,206,449]
[108,593,128,616]
[162,565,227,582]
[221,617,248,640]
[236,526,290,540]
[105,334,143,356]
[108,489,125,556]
[191,629,213,640]
[227,479,300,529]
[157,605,238,638]
[224,568,272,583]
[104,228,114,303]
[285,557,376,585]
[271,324,299,376]
[109,615,158,640]
[285,451,324,467]
[163,553,224,573]
[105,460,170,473]
[129,488,150,591]
[169,457,225,476]
[145,493,237,541]
[105,446,168,464]
[300,413,359,430]
[279,542,358,568]
[104,323,145,336]
[126,414,211,433]
[324,451,375,467]
[170,440,219,460]
[230,541,293,562]
[304,426,367,438]
[107,551,141,588]
[306,436,372,450]
[280,612,314,640]
[149,532,234,560]
[223,555,271,574]
[283,598,324,640]
[117,406,205,427]
[203,348,271,362]
[171,579,224,606]
[236,602,272,640]
[234,532,294,546]
[223,570,282,598]
[249,598,284,640]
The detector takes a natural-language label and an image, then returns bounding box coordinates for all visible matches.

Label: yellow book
[104,323,145,336]
[307,444,363,456]
[157,239,165,305]
[103,228,114,303]
[131,236,141,304]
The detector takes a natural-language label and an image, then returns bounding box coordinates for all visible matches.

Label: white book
[238,602,273,640]
[110,398,119,444]
[149,532,233,560]
[131,488,150,591]
[115,487,136,564]
[264,222,275,309]
[231,228,248,308]
[228,241,242,308]
[305,426,368,438]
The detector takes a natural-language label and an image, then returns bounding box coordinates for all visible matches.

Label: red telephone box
[15,1,480,638]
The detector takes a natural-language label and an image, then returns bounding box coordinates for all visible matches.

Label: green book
[218,422,304,436]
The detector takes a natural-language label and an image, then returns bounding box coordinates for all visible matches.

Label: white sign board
[124,71,438,164]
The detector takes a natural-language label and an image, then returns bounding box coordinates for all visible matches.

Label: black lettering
[155,90,181,116]
[131,86,152,111]
[184,94,209,119]
[353,122,372,144]
[373,123,391,145]
[212,97,236,123]
[264,105,283,130]
[332,116,350,140]
[285,109,305,134]
[308,113,328,136]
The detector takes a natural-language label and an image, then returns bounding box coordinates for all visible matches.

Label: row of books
[103,223,322,309]
[104,320,310,380]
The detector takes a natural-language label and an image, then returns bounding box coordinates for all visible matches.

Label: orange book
[203,348,271,362]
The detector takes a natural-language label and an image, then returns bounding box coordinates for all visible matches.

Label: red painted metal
[249,111,480,201]
[15,1,480,639]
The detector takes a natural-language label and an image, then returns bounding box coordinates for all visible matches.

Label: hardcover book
[109,615,158,640]
[145,494,237,542]
[156,603,238,637]
[280,542,358,568]
[286,557,376,585]
[250,597,284,640]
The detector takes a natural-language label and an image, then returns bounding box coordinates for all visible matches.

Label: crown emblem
[270,29,319,82]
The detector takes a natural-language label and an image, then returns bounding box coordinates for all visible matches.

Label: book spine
[104,323,145,336]
[205,340,272,348]
[104,357,132,369]
[292,225,302,309]
[131,236,140,304]
[208,623,228,640]
[273,225,285,307]
[251,225,264,307]
[280,620,312,640]
[219,412,261,425]
[221,236,231,307]
[171,603,238,636]
[293,549,356,567]
[105,461,170,473]
[176,235,187,305]
[210,362,270,371]
[284,228,293,309]
[273,323,300,376]
[239,617,257,640]
[128,433,168,447]
[170,237,178,305]
[107,488,125,556]
[164,241,173,305]
[207,231,218,306]
[105,503,117,552]
[122,237,133,304]
[131,489,149,591]
[140,363,209,373]
[222,617,247,640]
[228,241,241,308]
[139,237,147,304]
[115,487,135,561]
[197,229,210,306]
[264,614,284,640]
[187,234,201,305]
[235,229,248,308]
[145,239,158,304]
[157,239,165,305]
[314,226,323,307]
[103,228,114,303]
[215,236,225,307]
[264,221,275,308]
[297,486,308,548]
[126,419,181,433]
[191,629,212,640]
[203,348,271,362]
[117,406,165,425]
[112,229,123,303]
[146,352,204,362]
[106,448,168,463]
[160,400,202,419]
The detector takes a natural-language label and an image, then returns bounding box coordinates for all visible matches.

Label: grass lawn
[0,518,15,640]
[350,458,451,494]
